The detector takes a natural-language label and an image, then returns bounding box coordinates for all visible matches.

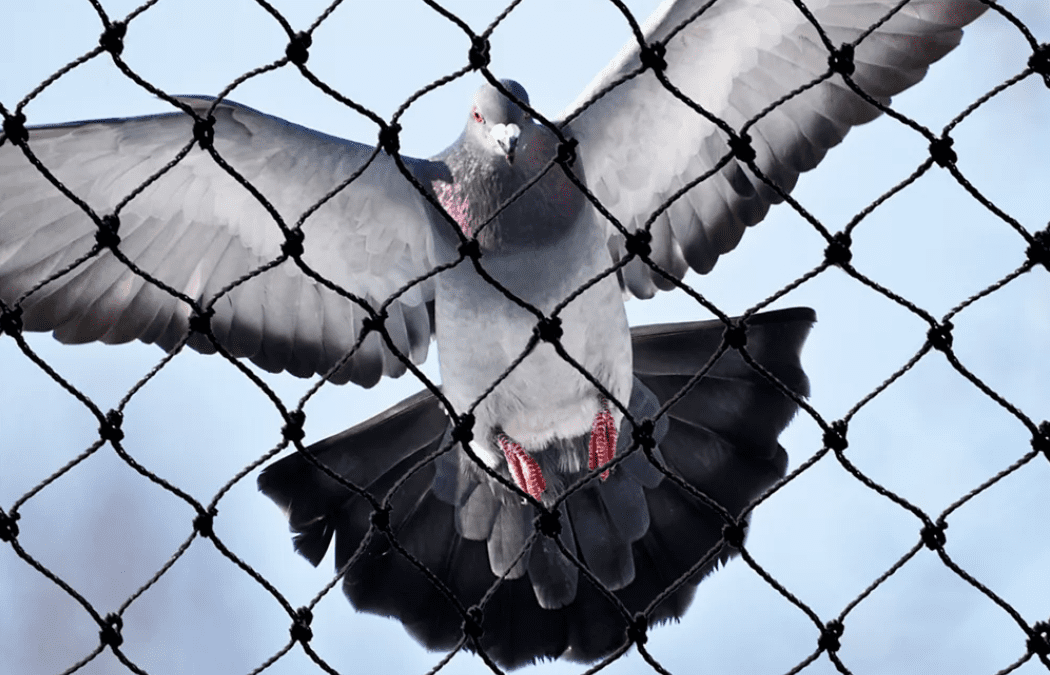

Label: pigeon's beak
[491,123,520,164]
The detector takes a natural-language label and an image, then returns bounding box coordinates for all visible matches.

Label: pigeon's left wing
[561,0,988,298]
[0,97,447,386]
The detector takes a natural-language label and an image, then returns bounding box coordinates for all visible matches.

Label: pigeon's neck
[433,127,585,252]
[433,145,507,240]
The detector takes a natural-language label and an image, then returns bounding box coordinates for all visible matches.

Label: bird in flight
[0,0,987,667]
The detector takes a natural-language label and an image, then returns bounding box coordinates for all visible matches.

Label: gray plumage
[0,0,988,668]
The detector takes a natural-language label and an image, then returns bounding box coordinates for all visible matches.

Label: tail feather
[455,480,501,540]
[618,482,718,622]
[341,487,466,648]
[258,307,815,668]
[258,389,449,565]
[565,483,637,591]
[634,307,812,455]
[527,531,579,609]
[487,500,532,579]
[657,418,788,513]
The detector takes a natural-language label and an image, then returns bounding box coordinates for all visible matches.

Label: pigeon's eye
[472,108,484,124]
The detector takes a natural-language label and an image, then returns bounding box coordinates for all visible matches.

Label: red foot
[498,434,546,499]
[589,396,617,481]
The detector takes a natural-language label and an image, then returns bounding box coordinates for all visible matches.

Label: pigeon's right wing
[0,96,449,386]
[259,307,815,668]
[561,0,988,298]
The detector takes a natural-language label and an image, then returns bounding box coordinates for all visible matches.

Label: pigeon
[0,0,987,668]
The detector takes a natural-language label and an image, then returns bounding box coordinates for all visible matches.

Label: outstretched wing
[259,307,814,667]
[562,0,988,297]
[0,97,447,386]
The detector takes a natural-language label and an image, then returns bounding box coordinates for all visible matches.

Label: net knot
[194,508,216,538]
[1028,43,1050,78]
[291,607,313,643]
[468,36,491,70]
[921,521,947,550]
[370,505,391,532]
[722,520,747,548]
[0,510,19,542]
[556,138,578,167]
[100,613,124,648]
[624,229,651,258]
[99,21,126,56]
[729,132,755,163]
[930,135,957,168]
[1028,621,1050,657]
[193,115,215,150]
[639,42,666,73]
[1034,422,1050,461]
[286,32,312,65]
[0,304,23,338]
[282,410,306,443]
[627,613,649,646]
[2,111,28,145]
[99,410,124,443]
[819,620,843,652]
[828,44,855,76]
[825,231,852,266]
[188,307,214,336]
[1026,226,1050,271]
[378,122,401,156]
[463,606,485,639]
[452,413,475,446]
[536,508,561,538]
[282,228,305,259]
[534,316,563,343]
[927,321,954,353]
[723,322,747,350]
[96,214,121,250]
[361,311,387,337]
[632,418,656,451]
[824,420,848,452]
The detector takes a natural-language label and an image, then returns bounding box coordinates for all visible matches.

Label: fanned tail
[259,307,815,668]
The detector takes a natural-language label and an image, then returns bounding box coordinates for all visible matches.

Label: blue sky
[1,1,1048,674]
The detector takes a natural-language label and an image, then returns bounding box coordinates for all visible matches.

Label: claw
[589,396,617,480]
[498,434,546,499]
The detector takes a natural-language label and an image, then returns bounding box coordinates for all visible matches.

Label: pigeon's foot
[498,433,546,499]
[589,395,617,480]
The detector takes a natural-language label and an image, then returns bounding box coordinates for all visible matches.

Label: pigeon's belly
[493,332,623,448]
[441,274,630,457]
[434,222,631,463]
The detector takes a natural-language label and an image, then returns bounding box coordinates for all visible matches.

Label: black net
[1,1,1048,674]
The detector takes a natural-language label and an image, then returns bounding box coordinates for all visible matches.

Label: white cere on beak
[490,123,521,162]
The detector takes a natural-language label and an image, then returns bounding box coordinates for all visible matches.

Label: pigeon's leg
[498,433,546,499]
[589,395,617,481]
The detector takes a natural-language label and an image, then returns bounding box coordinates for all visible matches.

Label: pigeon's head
[466,80,531,164]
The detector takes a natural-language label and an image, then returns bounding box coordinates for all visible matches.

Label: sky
[1,1,1048,674]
